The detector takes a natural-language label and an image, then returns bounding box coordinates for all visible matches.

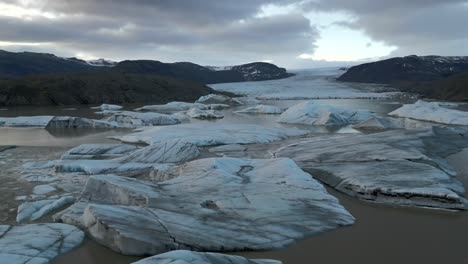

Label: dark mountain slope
[402,71,468,101]
[0,50,294,84]
[338,55,468,84]
[0,50,101,78]
[0,72,219,106]
[113,61,293,83]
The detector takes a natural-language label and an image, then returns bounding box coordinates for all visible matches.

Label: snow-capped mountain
[86,58,118,67]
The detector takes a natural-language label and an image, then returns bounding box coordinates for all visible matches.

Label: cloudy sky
[1,0,467,68]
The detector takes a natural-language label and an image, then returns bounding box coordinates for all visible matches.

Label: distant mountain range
[0,49,294,106]
[0,72,229,106]
[0,50,293,83]
[338,55,468,101]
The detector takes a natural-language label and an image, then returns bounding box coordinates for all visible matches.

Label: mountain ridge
[0,49,294,83]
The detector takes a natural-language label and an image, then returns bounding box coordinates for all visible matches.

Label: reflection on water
[0,127,130,147]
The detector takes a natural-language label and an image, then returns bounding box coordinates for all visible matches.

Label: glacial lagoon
[0,69,467,264]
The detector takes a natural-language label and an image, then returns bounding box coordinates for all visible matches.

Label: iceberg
[389,100,468,125]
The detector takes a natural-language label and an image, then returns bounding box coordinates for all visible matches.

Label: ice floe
[0,116,54,127]
[277,101,374,126]
[17,196,75,223]
[61,144,139,160]
[135,102,207,112]
[45,116,120,129]
[55,157,354,255]
[33,185,57,195]
[196,94,240,105]
[112,123,307,146]
[102,111,182,127]
[186,108,224,119]
[274,127,468,210]
[0,116,120,128]
[352,117,432,131]
[389,100,468,125]
[235,104,285,114]
[132,250,281,264]
[55,140,199,176]
[91,104,123,111]
[0,223,84,263]
[20,173,58,183]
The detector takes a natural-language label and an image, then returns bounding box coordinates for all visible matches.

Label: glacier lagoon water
[0,69,466,264]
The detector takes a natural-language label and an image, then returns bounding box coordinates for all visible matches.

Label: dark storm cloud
[1,0,467,67]
[0,0,316,65]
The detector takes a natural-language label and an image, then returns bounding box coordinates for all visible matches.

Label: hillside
[0,72,220,106]
[338,55,468,84]
[0,50,294,84]
[114,61,293,83]
[402,71,468,101]
[0,50,101,78]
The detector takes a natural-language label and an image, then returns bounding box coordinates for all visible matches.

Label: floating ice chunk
[0,116,54,127]
[103,111,181,127]
[112,123,307,146]
[91,104,123,111]
[21,173,58,183]
[235,104,285,114]
[56,157,354,256]
[116,140,199,164]
[22,160,57,170]
[33,185,57,195]
[274,127,468,210]
[232,97,261,105]
[45,116,121,129]
[132,250,281,264]
[61,144,139,160]
[196,94,239,105]
[186,108,224,119]
[0,223,84,263]
[278,101,374,126]
[352,117,433,130]
[135,102,207,112]
[389,100,468,125]
[17,196,75,223]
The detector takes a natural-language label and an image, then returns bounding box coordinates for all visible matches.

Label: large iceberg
[61,144,139,160]
[0,116,54,127]
[277,101,374,126]
[102,111,182,127]
[0,116,120,128]
[196,94,240,105]
[55,157,354,256]
[91,104,123,111]
[112,123,307,146]
[133,250,281,264]
[135,102,207,112]
[389,100,468,125]
[0,223,84,263]
[274,127,468,210]
[235,104,285,114]
[186,108,224,119]
[17,196,75,223]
